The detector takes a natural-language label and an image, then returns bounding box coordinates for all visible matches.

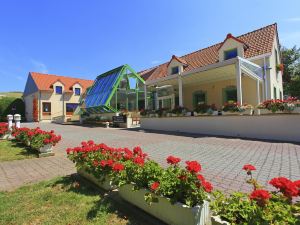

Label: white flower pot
[25,140,31,147]
[39,144,53,153]
[211,216,230,225]
[166,113,172,117]
[193,112,198,116]
[119,184,210,225]
[242,108,253,115]
[212,111,219,116]
[292,107,300,114]
[171,114,177,117]
[0,133,9,140]
[185,112,192,116]
[77,168,116,191]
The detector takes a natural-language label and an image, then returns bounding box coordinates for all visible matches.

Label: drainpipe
[39,91,42,122]
[62,92,65,121]
[263,57,268,100]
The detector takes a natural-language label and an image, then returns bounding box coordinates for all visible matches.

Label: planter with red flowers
[222,101,243,116]
[67,143,213,225]
[210,164,300,225]
[12,127,61,156]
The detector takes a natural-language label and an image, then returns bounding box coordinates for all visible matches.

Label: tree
[280,46,300,97]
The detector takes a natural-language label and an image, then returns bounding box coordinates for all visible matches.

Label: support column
[256,80,261,105]
[178,75,183,107]
[144,85,147,110]
[155,91,158,110]
[236,58,243,105]
[263,57,269,100]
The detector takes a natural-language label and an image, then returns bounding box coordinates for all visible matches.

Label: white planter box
[39,144,53,153]
[119,184,210,225]
[221,111,240,116]
[211,216,230,225]
[292,107,300,114]
[0,134,10,140]
[77,168,116,191]
[241,108,253,115]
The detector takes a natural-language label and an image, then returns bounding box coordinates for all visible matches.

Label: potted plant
[171,106,188,117]
[210,164,300,224]
[29,128,61,154]
[222,101,242,115]
[115,155,212,225]
[276,64,284,74]
[257,99,285,114]
[240,104,254,115]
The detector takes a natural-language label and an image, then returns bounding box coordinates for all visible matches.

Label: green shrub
[0,97,25,121]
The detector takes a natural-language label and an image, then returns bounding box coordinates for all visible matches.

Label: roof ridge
[180,23,276,60]
[30,72,94,82]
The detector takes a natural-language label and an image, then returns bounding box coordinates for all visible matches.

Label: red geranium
[133,146,142,156]
[250,189,271,206]
[269,177,299,198]
[150,182,160,191]
[202,180,213,193]
[112,163,124,172]
[133,156,145,167]
[100,160,107,167]
[243,164,256,171]
[197,174,205,183]
[185,161,201,173]
[166,156,181,165]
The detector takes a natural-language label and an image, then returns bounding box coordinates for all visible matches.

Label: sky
[0,0,300,92]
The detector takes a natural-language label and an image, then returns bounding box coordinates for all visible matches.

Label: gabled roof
[29,72,94,93]
[167,55,188,67]
[217,33,249,50]
[139,23,277,81]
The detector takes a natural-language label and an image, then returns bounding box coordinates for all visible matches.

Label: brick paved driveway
[1,122,300,193]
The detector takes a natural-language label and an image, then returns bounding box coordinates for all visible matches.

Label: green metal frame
[83,64,145,113]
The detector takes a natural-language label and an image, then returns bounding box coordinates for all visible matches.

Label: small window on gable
[55,86,62,94]
[74,88,81,96]
[171,66,179,75]
[224,48,238,60]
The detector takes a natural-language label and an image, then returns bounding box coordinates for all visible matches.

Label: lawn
[0,175,152,225]
[0,140,37,162]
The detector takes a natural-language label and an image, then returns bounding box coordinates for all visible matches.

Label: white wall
[141,116,300,142]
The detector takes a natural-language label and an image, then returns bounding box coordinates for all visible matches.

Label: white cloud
[30,59,49,73]
[285,17,300,22]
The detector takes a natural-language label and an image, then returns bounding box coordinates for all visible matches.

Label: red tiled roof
[140,23,277,81]
[30,72,94,93]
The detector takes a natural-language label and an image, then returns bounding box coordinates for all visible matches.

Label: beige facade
[145,30,283,111]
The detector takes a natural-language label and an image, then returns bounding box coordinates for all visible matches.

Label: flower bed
[67,142,213,225]
[210,164,300,224]
[257,97,300,114]
[0,122,9,139]
[12,127,61,156]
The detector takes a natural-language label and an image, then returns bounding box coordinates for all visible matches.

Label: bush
[0,97,25,122]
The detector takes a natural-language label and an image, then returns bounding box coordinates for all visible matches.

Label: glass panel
[42,102,51,112]
[66,103,79,112]
[194,92,206,107]
[224,48,238,60]
[75,88,81,95]
[55,86,62,94]
[226,89,237,102]
[171,67,179,75]
[128,77,137,89]
[163,98,172,109]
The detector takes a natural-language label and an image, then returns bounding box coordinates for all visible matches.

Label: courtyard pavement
[1,122,300,193]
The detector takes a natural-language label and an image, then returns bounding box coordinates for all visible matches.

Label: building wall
[183,79,236,110]
[24,92,38,122]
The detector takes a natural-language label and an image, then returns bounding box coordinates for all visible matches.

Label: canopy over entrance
[81,65,145,114]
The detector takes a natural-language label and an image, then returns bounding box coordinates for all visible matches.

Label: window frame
[66,103,79,115]
[223,86,237,103]
[193,91,207,108]
[55,86,63,95]
[42,102,51,115]
[224,48,238,60]
[74,88,81,96]
[171,66,179,75]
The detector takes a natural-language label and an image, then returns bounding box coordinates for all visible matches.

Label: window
[55,86,63,94]
[128,77,137,89]
[224,48,238,60]
[74,88,81,95]
[66,103,79,115]
[274,87,277,99]
[223,87,237,103]
[42,102,51,115]
[279,91,282,100]
[171,66,179,75]
[193,91,206,107]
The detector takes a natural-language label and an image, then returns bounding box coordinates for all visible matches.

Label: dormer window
[224,48,238,60]
[171,66,179,75]
[74,88,81,96]
[55,86,63,94]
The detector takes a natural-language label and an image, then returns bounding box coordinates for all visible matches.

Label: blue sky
[0,0,300,92]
